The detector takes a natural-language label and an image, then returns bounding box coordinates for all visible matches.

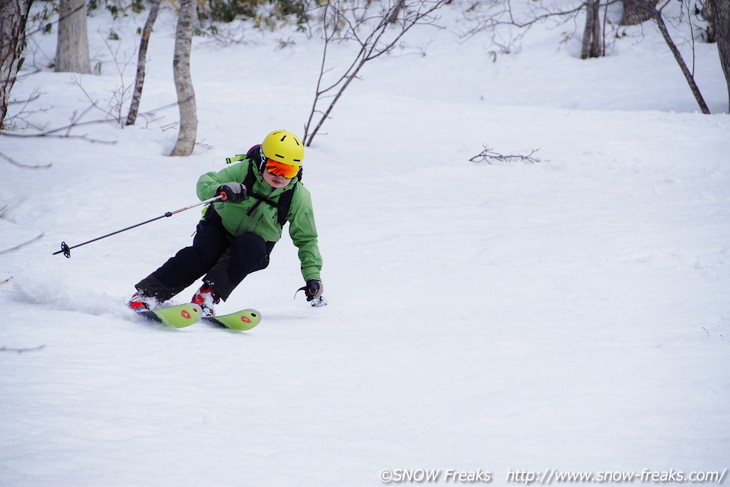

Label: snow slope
[1,1,729,486]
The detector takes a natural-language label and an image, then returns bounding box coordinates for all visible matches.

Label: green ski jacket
[196,159,322,282]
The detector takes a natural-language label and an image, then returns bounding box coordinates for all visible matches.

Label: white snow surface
[1,2,729,486]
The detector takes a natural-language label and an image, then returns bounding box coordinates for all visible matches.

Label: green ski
[202,309,262,331]
[138,303,202,328]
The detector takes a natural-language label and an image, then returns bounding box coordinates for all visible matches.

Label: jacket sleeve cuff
[301,266,321,282]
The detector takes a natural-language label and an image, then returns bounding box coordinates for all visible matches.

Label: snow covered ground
[1,1,729,486]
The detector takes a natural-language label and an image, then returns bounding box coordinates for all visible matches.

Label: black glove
[300,279,323,302]
[217,182,246,202]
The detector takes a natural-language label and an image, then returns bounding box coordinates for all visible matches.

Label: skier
[127,130,324,316]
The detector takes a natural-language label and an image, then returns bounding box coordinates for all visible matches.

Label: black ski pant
[135,209,274,302]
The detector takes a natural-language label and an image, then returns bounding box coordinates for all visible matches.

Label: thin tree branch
[0,233,45,255]
[304,0,448,146]
[470,146,541,164]
[0,345,46,353]
[0,151,52,169]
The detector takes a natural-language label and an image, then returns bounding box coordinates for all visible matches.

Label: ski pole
[53,195,224,258]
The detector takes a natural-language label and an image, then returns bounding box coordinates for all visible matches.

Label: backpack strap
[243,160,257,197]
[276,184,296,226]
[239,154,297,227]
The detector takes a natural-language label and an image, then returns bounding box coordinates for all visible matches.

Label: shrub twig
[470,146,541,164]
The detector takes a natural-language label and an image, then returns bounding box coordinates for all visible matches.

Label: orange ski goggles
[265,159,299,179]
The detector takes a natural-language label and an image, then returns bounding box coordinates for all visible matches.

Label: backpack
[225,145,299,227]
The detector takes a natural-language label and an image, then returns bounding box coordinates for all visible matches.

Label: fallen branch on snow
[0,345,46,354]
[470,146,541,164]
[0,151,52,169]
[0,234,44,255]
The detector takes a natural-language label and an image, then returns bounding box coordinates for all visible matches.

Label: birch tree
[126,0,161,126]
[0,0,33,129]
[581,0,603,59]
[170,0,197,156]
[55,0,90,74]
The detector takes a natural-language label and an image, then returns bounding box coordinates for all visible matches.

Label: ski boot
[191,284,220,317]
[128,291,158,312]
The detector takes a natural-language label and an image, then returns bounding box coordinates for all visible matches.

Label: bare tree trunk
[55,0,90,74]
[653,8,711,114]
[169,0,197,156]
[581,0,603,59]
[708,0,730,111]
[387,0,406,24]
[0,0,33,129]
[701,0,716,43]
[126,0,161,126]
[620,0,658,26]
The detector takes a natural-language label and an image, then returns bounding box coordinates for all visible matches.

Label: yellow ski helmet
[261,130,304,166]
